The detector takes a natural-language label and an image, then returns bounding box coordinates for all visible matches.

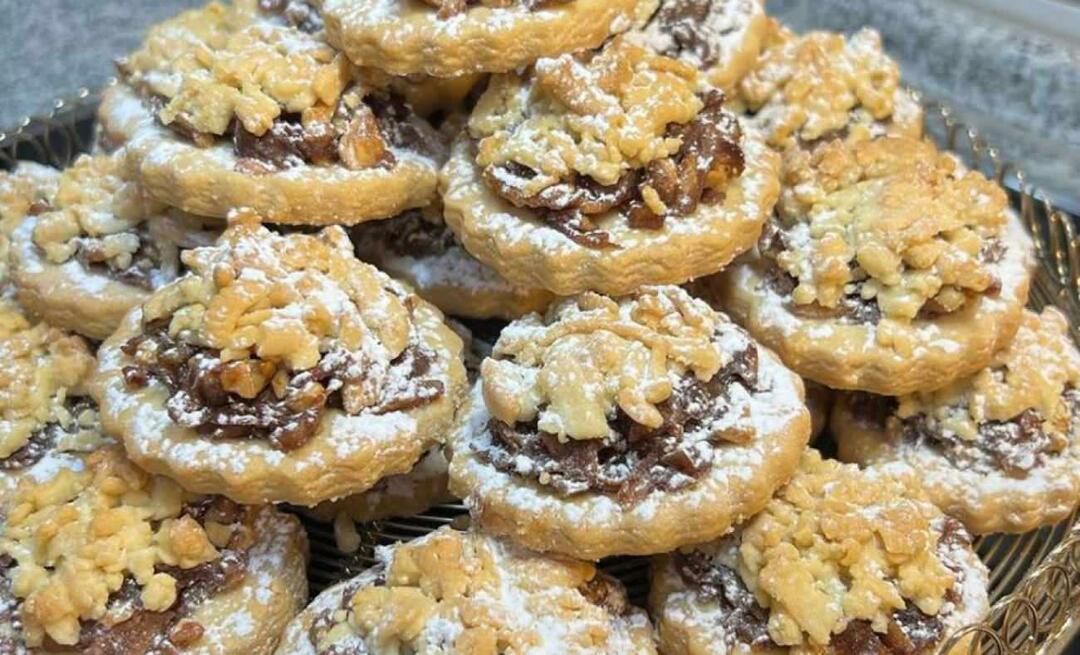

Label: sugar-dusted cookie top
[281,527,657,654]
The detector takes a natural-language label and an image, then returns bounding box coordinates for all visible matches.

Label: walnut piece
[0,301,95,459]
[469,36,703,196]
[772,135,1007,321]
[120,0,350,137]
[897,308,1080,441]
[739,25,915,148]
[316,528,637,654]
[0,448,230,647]
[482,287,728,440]
[738,451,956,648]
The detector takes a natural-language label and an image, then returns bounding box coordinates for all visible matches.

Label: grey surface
[0,0,1078,206]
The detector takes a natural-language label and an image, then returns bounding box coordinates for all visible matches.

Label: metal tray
[2,87,1079,655]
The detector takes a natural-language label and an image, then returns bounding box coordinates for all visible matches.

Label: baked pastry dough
[448,286,810,559]
[92,214,468,506]
[635,0,769,91]
[441,36,779,296]
[0,163,60,287]
[649,450,990,655]
[834,308,1080,534]
[0,299,101,502]
[9,153,219,340]
[101,0,444,225]
[708,135,1034,394]
[316,0,650,77]
[274,526,657,654]
[735,23,924,151]
[352,206,554,320]
[0,446,308,653]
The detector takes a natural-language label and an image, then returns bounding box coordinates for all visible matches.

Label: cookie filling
[352,210,457,259]
[480,342,759,504]
[257,0,322,33]
[121,319,445,452]
[850,389,1078,477]
[643,0,756,70]
[0,398,96,472]
[759,221,1006,326]
[675,518,972,655]
[0,497,251,653]
[481,90,744,249]
[70,226,166,291]
[421,0,569,19]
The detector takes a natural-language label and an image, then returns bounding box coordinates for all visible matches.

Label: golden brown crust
[91,219,468,506]
[274,527,657,654]
[707,208,1033,395]
[319,0,647,77]
[100,84,440,226]
[448,288,811,559]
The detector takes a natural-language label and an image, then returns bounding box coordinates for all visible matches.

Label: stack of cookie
[0,0,1072,653]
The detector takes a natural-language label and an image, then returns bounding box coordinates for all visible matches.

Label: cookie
[0,446,308,653]
[634,0,769,91]
[804,379,833,441]
[448,286,810,559]
[441,36,780,296]
[708,135,1034,395]
[91,214,468,506]
[9,153,220,340]
[352,206,554,320]
[0,299,101,502]
[834,308,1080,534]
[735,24,924,151]
[274,526,657,654]
[0,163,60,286]
[317,0,650,77]
[102,0,444,225]
[649,450,990,655]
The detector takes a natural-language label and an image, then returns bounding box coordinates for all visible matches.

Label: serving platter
[2,85,1079,655]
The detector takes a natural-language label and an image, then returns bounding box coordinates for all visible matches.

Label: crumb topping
[0,301,95,461]
[737,451,956,649]
[0,165,60,281]
[470,36,703,193]
[311,528,642,654]
[738,26,911,148]
[898,308,1080,443]
[119,0,348,139]
[121,214,444,450]
[420,0,570,19]
[482,287,727,441]
[766,135,1008,321]
[0,448,249,647]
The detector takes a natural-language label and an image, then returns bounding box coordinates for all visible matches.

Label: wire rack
[3,89,1080,655]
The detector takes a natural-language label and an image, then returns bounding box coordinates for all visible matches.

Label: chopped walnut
[469,36,703,195]
[119,0,350,138]
[482,287,731,441]
[896,308,1080,444]
[768,135,1008,321]
[0,301,95,460]
[738,25,916,148]
[313,528,639,653]
[737,451,957,649]
[0,448,244,647]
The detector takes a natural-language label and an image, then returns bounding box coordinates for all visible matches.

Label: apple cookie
[709,135,1034,395]
[352,205,554,320]
[0,299,102,503]
[635,0,769,91]
[441,36,779,296]
[0,446,308,654]
[316,0,650,77]
[448,286,810,559]
[9,153,219,340]
[91,214,467,506]
[834,308,1080,534]
[101,0,445,225]
[650,450,990,655]
[735,24,924,151]
[274,526,657,654]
